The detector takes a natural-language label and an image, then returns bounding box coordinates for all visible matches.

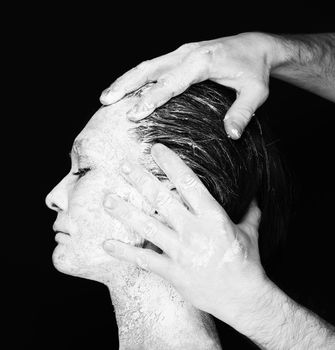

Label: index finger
[119,159,192,232]
[100,50,180,105]
[151,144,226,218]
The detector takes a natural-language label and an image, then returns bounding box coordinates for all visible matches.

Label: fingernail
[104,240,116,252]
[121,160,131,174]
[229,122,241,139]
[104,195,117,210]
[144,222,156,240]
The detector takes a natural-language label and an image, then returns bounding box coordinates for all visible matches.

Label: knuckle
[143,221,157,240]
[136,250,149,270]
[136,60,150,71]
[159,72,175,85]
[155,190,173,208]
[197,44,217,58]
[159,74,189,96]
[179,173,199,191]
[252,80,269,99]
[190,48,211,65]
[177,42,201,53]
[234,104,254,122]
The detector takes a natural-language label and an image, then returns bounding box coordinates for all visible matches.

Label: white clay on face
[47,87,222,349]
[49,92,155,281]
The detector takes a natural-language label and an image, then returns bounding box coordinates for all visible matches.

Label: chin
[52,243,131,282]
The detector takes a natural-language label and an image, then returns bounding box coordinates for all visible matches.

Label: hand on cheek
[103,143,270,325]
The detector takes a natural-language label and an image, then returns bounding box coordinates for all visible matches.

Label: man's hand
[102,143,270,324]
[102,143,335,349]
[100,32,272,139]
[100,32,335,139]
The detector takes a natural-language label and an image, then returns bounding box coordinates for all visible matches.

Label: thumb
[224,83,269,139]
[239,199,262,232]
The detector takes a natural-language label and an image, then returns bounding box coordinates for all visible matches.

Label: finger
[100,51,181,105]
[224,82,269,139]
[103,239,173,278]
[127,62,205,121]
[99,63,153,105]
[103,194,179,257]
[120,159,191,231]
[151,143,226,218]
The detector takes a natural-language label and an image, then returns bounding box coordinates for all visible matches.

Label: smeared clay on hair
[132,80,292,264]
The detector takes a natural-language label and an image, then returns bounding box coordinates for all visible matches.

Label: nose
[45,178,69,212]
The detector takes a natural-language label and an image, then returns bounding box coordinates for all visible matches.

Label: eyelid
[73,167,91,178]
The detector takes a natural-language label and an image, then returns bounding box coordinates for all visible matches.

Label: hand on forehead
[74,91,178,218]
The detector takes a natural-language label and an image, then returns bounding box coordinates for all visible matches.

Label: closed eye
[73,167,91,178]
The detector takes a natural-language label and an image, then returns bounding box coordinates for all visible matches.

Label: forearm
[268,33,335,101]
[233,281,335,349]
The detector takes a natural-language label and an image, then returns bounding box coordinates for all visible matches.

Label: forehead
[73,95,146,165]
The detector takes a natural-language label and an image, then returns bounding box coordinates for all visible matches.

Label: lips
[53,224,70,236]
[55,231,70,236]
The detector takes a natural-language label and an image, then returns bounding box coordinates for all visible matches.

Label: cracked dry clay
[46,91,222,350]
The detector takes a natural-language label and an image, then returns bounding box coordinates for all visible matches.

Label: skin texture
[103,144,268,324]
[46,100,147,279]
[103,144,335,349]
[45,95,221,350]
[100,32,335,139]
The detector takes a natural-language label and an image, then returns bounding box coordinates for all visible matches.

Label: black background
[6,4,335,349]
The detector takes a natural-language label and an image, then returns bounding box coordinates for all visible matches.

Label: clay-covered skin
[45,92,221,350]
[46,93,152,280]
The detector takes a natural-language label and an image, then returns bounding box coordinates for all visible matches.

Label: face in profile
[45,96,153,282]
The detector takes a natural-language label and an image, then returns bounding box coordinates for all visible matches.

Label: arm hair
[270,33,335,101]
[236,281,335,349]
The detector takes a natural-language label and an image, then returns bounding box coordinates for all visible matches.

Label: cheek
[68,177,144,250]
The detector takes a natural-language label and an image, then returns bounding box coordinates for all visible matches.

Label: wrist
[254,32,290,71]
[237,32,285,73]
[268,33,316,74]
[209,272,277,331]
[228,276,280,334]
[231,280,335,349]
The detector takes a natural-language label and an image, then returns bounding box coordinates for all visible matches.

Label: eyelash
[73,167,91,178]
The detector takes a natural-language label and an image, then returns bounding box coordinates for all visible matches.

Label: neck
[104,266,221,350]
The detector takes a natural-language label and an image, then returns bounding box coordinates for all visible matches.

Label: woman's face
[45,97,152,282]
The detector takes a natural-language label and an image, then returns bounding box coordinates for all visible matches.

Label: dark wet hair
[133,81,292,264]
